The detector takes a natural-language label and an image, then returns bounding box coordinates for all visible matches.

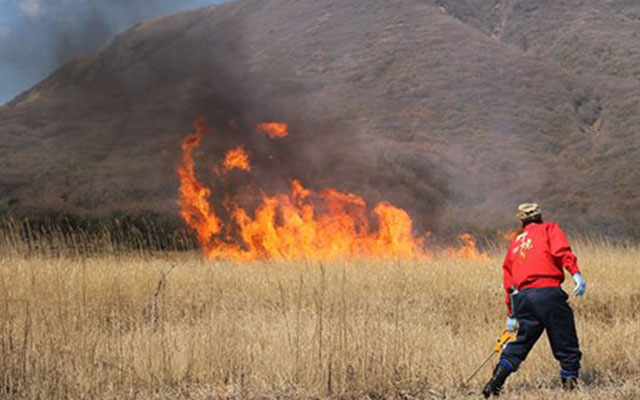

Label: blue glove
[506,316,518,332]
[573,273,586,297]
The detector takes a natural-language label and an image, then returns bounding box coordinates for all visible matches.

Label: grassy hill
[1,0,639,237]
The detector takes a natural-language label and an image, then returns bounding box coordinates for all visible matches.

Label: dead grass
[0,235,638,399]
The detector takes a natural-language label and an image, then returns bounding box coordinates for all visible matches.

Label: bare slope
[432,0,640,80]
[1,0,639,235]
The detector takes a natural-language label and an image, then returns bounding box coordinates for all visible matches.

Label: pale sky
[0,0,231,104]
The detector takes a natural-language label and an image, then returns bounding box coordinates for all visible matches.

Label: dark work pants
[500,287,582,374]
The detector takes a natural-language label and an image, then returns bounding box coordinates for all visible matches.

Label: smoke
[0,0,230,104]
[18,0,43,18]
[0,0,449,233]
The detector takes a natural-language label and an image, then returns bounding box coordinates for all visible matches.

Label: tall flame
[257,122,289,139]
[177,120,428,262]
[177,118,223,244]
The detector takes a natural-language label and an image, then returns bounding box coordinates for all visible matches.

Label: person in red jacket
[482,203,586,398]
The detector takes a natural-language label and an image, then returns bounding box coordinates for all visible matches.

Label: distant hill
[1,0,639,237]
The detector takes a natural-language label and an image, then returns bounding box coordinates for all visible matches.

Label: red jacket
[503,222,580,314]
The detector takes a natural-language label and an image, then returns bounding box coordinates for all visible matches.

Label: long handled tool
[465,329,517,384]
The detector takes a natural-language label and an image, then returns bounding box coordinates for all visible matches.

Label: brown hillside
[432,0,640,80]
[1,0,639,236]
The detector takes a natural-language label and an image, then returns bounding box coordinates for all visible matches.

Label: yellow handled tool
[494,329,517,352]
[465,329,518,384]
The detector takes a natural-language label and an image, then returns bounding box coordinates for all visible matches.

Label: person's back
[482,203,587,398]
[503,221,580,305]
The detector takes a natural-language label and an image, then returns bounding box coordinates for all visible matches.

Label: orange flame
[257,122,289,139]
[445,233,489,261]
[499,228,519,243]
[176,119,222,244]
[223,146,251,171]
[177,120,428,262]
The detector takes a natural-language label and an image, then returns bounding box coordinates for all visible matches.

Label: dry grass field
[0,233,639,399]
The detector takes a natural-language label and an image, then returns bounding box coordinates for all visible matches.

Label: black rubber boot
[482,364,511,398]
[562,376,579,391]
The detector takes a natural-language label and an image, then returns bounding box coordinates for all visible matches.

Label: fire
[177,120,427,262]
[445,233,489,261]
[257,122,289,139]
[223,146,251,171]
[176,118,222,244]
[500,228,519,242]
[178,120,491,262]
